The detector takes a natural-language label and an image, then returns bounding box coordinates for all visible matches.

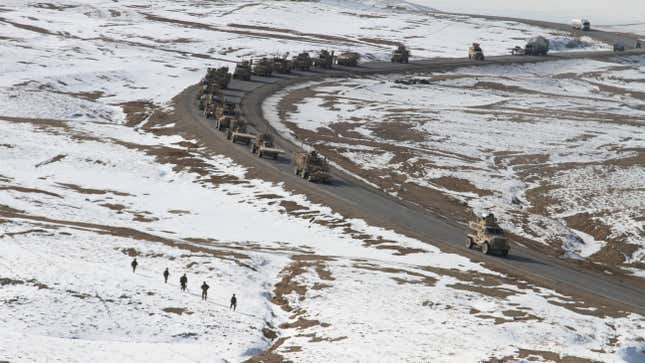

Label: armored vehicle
[215,102,237,130]
[203,67,231,89]
[252,58,273,77]
[512,36,549,56]
[226,118,254,145]
[292,52,313,71]
[233,61,252,81]
[293,150,330,183]
[468,43,485,60]
[315,50,334,69]
[251,133,282,159]
[336,52,360,66]
[272,57,292,74]
[391,45,410,63]
[466,213,510,256]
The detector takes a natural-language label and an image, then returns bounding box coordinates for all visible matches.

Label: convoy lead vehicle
[466,213,510,257]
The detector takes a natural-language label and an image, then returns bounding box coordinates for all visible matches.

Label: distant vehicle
[614,42,625,52]
[292,52,313,71]
[572,19,591,31]
[252,58,273,77]
[233,61,252,81]
[314,50,334,69]
[466,213,510,257]
[512,36,550,56]
[468,43,485,60]
[391,44,410,63]
[226,118,254,145]
[252,133,282,160]
[336,52,360,67]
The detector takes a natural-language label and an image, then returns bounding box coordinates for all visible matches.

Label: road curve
[175,28,645,313]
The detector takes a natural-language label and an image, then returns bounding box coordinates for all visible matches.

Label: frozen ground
[0,0,608,123]
[1,116,644,362]
[263,55,645,276]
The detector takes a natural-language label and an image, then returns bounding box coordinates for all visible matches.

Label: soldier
[131,258,138,273]
[180,273,188,292]
[230,294,237,311]
[163,268,170,283]
[201,281,209,301]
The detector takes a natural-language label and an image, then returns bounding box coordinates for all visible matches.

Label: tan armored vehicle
[226,119,254,145]
[468,43,485,60]
[272,57,292,74]
[252,58,273,77]
[315,50,334,69]
[203,67,231,89]
[336,52,360,66]
[391,45,410,63]
[293,150,330,183]
[292,52,313,71]
[233,61,252,81]
[215,102,237,130]
[251,133,282,160]
[466,213,510,256]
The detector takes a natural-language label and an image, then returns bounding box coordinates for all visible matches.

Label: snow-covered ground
[1,1,643,361]
[2,116,644,362]
[0,0,608,124]
[263,55,645,275]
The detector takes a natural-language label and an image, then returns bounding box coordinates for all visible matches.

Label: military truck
[293,151,330,183]
[272,57,292,74]
[315,50,334,69]
[391,45,410,63]
[252,58,273,77]
[466,213,510,256]
[292,52,313,71]
[336,52,360,66]
[251,133,282,159]
[215,102,237,130]
[233,61,252,81]
[226,118,254,145]
[203,67,231,89]
[468,43,485,60]
[511,36,549,56]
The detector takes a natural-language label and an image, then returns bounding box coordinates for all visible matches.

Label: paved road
[177,31,645,313]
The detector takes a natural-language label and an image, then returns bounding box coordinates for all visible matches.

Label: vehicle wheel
[273,154,277,160]
[293,168,299,175]
[466,237,474,249]
[501,249,509,257]
[258,152,263,158]
[482,242,490,255]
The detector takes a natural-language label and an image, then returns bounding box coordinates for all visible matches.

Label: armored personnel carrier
[468,43,485,60]
[293,150,330,183]
[336,52,360,66]
[233,61,252,81]
[466,213,510,256]
[251,133,282,160]
[391,45,410,63]
[292,52,313,71]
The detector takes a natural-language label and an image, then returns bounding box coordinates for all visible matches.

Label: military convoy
[336,52,360,67]
[293,151,330,183]
[466,213,510,257]
[391,45,410,63]
[468,43,485,60]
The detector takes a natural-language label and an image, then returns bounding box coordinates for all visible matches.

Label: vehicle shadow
[502,253,547,265]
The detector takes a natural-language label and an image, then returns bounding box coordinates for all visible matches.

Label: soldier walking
[163,268,170,283]
[131,258,138,273]
[230,294,237,311]
[180,273,188,292]
[201,281,209,301]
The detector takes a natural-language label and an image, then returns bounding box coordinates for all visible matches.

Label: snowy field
[1,1,643,361]
[0,0,608,124]
[1,116,644,362]
[263,55,645,276]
